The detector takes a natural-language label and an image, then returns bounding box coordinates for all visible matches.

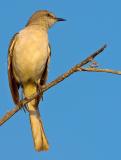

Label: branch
[79,67,121,75]
[1,44,118,126]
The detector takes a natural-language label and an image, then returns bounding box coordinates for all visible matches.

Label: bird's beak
[56,18,66,22]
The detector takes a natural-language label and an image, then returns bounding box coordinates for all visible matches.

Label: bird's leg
[20,88,29,112]
[16,100,27,112]
[18,98,29,112]
[19,86,30,112]
[37,82,44,101]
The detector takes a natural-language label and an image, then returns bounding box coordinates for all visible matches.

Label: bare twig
[0,44,119,126]
[79,67,121,75]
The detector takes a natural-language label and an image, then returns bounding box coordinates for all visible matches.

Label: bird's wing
[36,44,51,105]
[8,33,20,105]
[40,44,51,86]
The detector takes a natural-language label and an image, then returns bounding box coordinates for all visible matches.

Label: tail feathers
[23,82,49,151]
[29,108,49,151]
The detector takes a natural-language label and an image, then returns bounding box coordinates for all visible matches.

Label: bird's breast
[12,27,49,83]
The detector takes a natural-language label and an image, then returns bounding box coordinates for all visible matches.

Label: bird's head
[26,10,66,29]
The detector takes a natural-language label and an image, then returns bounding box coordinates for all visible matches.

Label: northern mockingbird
[8,10,65,151]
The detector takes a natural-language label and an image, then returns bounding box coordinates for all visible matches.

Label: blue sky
[0,0,121,160]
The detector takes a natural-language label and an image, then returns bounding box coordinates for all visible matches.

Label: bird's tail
[23,82,49,151]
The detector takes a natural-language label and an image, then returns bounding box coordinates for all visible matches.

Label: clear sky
[0,0,121,160]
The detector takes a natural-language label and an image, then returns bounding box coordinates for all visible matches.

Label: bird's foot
[17,99,29,113]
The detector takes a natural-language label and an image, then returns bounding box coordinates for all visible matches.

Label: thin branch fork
[0,44,120,126]
[79,67,121,75]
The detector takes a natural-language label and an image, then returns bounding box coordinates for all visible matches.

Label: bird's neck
[26,22,49,32]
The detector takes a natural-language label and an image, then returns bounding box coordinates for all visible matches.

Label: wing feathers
[8,33,20,104]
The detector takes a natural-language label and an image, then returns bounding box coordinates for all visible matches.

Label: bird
[8,10,65,151]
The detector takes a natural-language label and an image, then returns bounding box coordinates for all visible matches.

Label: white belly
[12,27,49,83]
